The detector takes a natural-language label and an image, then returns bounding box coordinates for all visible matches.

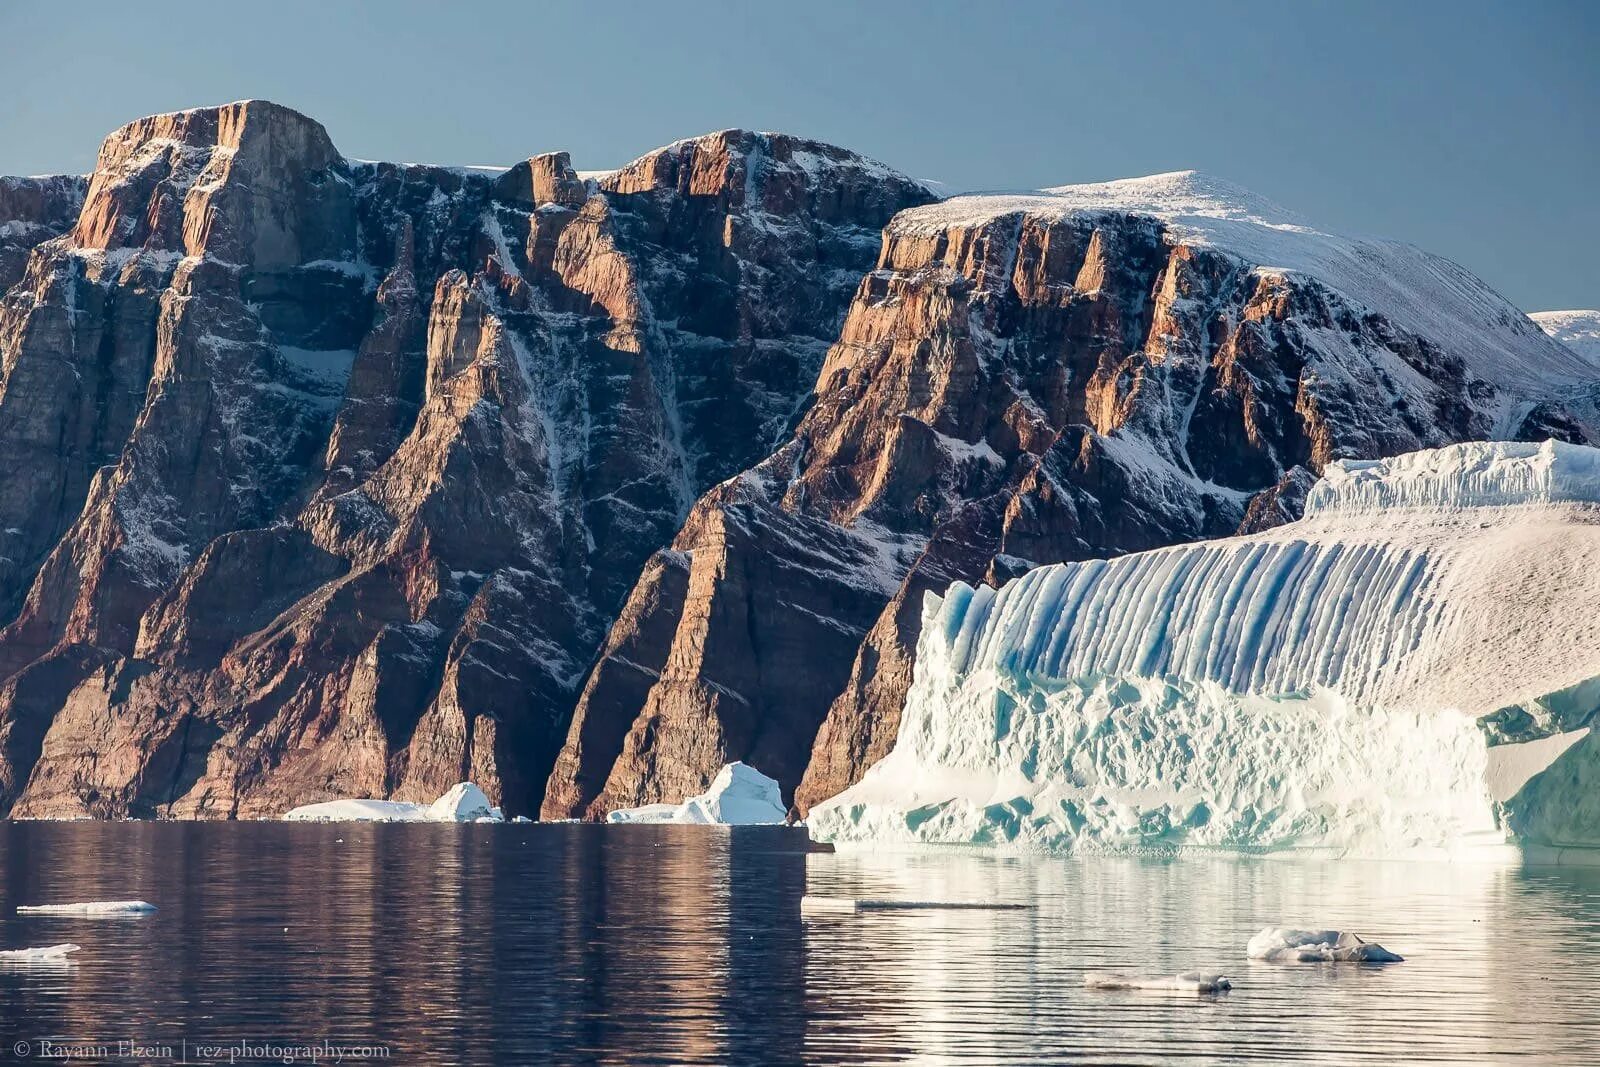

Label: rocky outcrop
[0,175,84,290]
[0,102,931,818]
[545,174,1600,820]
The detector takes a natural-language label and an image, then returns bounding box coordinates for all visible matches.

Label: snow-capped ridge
[890,172,1596,395]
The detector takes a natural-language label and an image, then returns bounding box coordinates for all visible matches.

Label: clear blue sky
[2,0,1594,310]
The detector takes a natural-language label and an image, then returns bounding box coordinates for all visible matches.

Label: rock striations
[1,104,1594,820]
[0,100,930,817]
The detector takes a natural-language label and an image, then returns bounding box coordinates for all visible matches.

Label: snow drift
[809,441,1600,856]
[282,783,502,823]
[606,762,787,825]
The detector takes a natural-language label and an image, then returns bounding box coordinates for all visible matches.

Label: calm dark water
[0,823,1598,1065]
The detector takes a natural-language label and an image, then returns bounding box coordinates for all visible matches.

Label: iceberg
[282,782,503,823]
[1247,928,1403,963]
[17,901,156,916]
[0,944,80,962]
[606,762,787,825]
[1083,972,1232,993]
[810,441,1600,857]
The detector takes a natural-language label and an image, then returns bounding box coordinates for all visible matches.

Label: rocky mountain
[2,104,1593,822]
[0,100,931,817]
[544,173,1600,820]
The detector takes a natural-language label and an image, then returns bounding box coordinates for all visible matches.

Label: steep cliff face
[0,101,931,817]
[545,172,1600,820]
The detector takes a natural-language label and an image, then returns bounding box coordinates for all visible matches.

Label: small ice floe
[1247,927,1404,963]
[0,944,80,963]
[1083,972,1232,993]
[606,763,787,825]
[17,901,156,916]
[282,782,504,823]
[800,897,1033,915]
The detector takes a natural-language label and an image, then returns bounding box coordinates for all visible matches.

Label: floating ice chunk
[282,783,505,823]
[801,897,1033,915]
[1083,972,1232,993]
[427,783,496,822]
[0,944,80,962]
[17,901,156,916]
[1246,928,1404,963]
[606,763,787,825]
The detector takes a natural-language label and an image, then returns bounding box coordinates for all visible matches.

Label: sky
[1,0,1594,311]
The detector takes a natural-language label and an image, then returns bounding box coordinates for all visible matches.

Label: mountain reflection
[2,823,1598,1064]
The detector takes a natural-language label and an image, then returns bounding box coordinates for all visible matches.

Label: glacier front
[809,441,1600,859]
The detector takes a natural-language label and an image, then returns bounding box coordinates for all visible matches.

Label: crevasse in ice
[809,441,1600,856]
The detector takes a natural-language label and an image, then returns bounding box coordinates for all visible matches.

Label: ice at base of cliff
[606,762,787,825]
[281,783,503,823]
[809,442,1600,856]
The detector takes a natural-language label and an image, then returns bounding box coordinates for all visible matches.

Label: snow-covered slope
[1532,310,1600,365]
[895,172,1599,403]
[809,441,1600,857]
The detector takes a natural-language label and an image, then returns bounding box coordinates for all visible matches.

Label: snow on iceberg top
[919,440,1600,717]
[1532,309,1600,364]
[890,171,1597,392]
[1305,440,1600,515]
[606,762,788,825]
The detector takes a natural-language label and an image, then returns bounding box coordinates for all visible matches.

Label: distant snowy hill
[1532,309,1600,365]
[810,440,1600,857]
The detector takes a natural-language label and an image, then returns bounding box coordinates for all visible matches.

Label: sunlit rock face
[0,101,931,818]
[4,104,1597,824]
[550,171,1600,821]
[810,441,1600,856]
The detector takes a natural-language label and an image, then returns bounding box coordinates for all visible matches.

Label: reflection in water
[801,853,1600,1065]
[0,824,1596,1064]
